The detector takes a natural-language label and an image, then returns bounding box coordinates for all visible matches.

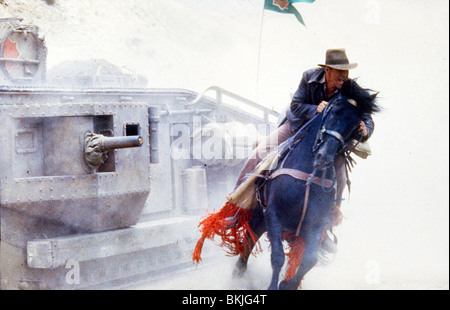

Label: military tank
[0,18,279,289]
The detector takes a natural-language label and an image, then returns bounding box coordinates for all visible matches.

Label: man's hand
[317,100,328,113]
[358,121,368,137]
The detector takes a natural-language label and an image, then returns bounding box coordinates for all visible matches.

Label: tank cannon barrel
[83,133,144,171]
[100,135,143,150]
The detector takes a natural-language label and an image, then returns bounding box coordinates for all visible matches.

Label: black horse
[233,80,379,290]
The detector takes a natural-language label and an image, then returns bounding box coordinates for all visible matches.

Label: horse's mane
[341,79,381,117]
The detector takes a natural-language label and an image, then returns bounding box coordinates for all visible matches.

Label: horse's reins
[259,107,336,236]
[257,97,359,236]
[291,99,354,236]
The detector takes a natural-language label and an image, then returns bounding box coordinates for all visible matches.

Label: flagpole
[256,3,265,103]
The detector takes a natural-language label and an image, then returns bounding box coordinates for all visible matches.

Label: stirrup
[321,230,338,254]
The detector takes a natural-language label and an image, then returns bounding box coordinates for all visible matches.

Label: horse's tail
[192,201,259,264]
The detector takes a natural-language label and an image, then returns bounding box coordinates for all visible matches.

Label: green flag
[264,0,315,26]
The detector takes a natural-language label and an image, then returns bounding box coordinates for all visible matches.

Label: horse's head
[312,98,360,170]
[313,79,380,171]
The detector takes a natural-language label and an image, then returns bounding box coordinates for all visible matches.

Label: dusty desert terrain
[1,0,448,290]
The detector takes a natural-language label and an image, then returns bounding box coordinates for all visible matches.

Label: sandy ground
[125,202,449,290]
[1,0,448,290]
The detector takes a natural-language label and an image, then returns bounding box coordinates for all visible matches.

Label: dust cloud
[1,0,448,289]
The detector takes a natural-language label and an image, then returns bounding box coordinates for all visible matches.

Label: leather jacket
[286,67,374,142]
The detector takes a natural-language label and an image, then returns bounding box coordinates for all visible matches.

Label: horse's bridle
[313,127,346,153]
[312,99,360,155]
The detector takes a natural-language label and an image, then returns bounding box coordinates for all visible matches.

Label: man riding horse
[192,49,378,285]
[234,49,374,251]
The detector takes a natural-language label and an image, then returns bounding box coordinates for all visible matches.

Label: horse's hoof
[232,264,247,279]
[279,280,289,290]
[279,280,299,290]
[232,269,245,279]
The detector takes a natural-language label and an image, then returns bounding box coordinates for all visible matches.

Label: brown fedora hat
[318,48,358,70]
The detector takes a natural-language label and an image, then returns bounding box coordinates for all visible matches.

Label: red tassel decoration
[283,231,306,281]
[192,201,260,264]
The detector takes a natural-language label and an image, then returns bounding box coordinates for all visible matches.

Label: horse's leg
[292,231,322,287]
[232,206,266,278]
[278,230,322,290]
[280,199,333,290]
[264,207,285,290]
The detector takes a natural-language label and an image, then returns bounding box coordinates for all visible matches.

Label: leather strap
[269,168,334,188]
